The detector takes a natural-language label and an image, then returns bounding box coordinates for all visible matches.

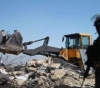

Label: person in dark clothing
[14,30,17,33]
[87,14,100,88]
[1,30,6,44]
[93,14,100,88]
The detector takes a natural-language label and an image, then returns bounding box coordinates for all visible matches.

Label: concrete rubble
[0,59,95,88]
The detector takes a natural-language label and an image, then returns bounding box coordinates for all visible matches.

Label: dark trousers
[2,36,6,44]
[95,66,100,88]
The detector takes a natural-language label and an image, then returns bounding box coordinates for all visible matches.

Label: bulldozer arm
[23,45,61,56]
[22,36,61,57]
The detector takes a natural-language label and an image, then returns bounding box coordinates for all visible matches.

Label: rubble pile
[0,59,95,88]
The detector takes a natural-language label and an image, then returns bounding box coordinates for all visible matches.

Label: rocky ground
[0,59,95,88]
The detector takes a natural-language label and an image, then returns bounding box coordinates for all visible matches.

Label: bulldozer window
[65,37,79,48]
[82,36,89,49]
[69,38,75,47]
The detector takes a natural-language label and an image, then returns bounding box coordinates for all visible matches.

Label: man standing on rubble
[14,30,17,33]
[1,30,6,44]
[86,14,100,88]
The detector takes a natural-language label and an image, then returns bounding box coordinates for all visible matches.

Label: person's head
[14,30,17,32]
[94,14,100,35]
[1,30,4,32]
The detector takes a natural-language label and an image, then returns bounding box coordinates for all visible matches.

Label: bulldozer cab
[63,33,92,49]
[61,33,92,67]
[60,33,92,68]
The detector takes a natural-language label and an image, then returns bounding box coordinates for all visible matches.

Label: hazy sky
[0,0,100,64]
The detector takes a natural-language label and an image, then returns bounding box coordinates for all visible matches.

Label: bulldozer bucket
[0,31,23,54]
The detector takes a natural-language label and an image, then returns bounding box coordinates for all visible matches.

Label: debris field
[0,59,95,88]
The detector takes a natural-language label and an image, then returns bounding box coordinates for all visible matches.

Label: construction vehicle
[23,33,92,69]
[58,33,92,69]
[0,30,92,69]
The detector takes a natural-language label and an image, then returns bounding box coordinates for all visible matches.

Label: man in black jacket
[86,14,100,88]
[93,14,100,88]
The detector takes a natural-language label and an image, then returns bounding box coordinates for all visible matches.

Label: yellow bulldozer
[0,30,92,69]
[59,33,92,68]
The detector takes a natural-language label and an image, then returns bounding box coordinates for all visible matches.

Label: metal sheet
[79,49,87,69]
